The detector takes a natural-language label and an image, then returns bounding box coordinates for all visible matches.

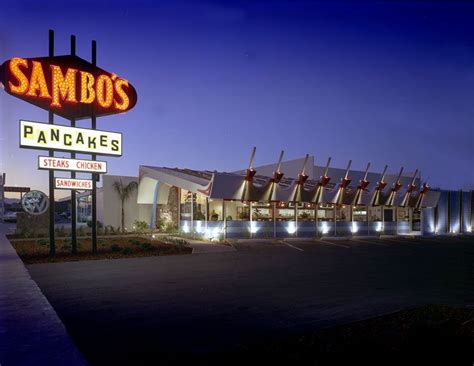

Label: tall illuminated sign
[0,30,138,255]
[0,55,137,119]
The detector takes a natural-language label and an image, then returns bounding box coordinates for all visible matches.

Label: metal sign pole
[70,35,77,253]
[91,40,98,254]
[48,30,56,256]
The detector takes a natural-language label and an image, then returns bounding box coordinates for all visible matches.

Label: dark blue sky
[1,0,473,195]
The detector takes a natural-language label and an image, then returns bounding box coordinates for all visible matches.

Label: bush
[111,244,122,252]
[121,247,132,255]
[19,228,32,238]
[129,239,141,246]
[140,243,153,251]
[86,219,103,229]
[162,236,188,246]
[37,239,50,246]
[77,226,85,236]
[164,223,177,233]
[133,220,149,233]
[56,226,66,237]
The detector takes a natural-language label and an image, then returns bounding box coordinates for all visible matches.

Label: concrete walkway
[187,239,236,254]
[0,224,87,366]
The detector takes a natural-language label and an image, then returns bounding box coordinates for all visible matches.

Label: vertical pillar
[395,206,398,235]
[273,202,277,239]
[91,39,98,254]
[190,193,194,237]
[249,201,253,238]
[447,191,451,233]
[294,203,298,237]
[70,35,77,254]
[48,30,56,256]
[177,188,181,231]
[151,181,159,229]
[222,200,226,240]
[315,203,318,237]
[381,205,385,233]
[333,204,337,236]
[366,205,369,236]
[470,190,474,232]
[205,197,208,233]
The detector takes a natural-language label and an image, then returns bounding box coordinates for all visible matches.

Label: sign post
[91,40,98,253]
[70,35,77,253]
[1,29,137,256]
[48,30,55,256]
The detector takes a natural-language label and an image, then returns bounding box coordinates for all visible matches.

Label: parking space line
[350,238,387,246]
[317,239,350,249]
[279,241,304,252]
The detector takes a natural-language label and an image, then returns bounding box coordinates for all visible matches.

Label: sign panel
[21,190,49,215]
[38,156,107,174]
[0,55,137,120]
[4,186,31,193]
[20,120,122,156]
[55,178,93,190]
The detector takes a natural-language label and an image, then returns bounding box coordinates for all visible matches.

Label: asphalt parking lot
[28,235,474,365]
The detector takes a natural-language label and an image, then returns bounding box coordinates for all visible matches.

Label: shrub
[77,226,85,236]
[133,220,149,233]
[87,219,103,229]
[140,243,153,251]
[111,244,122,252]
[121,247,132,255]
[129,239,141,246]
[164,223,177,233]
[37,239,50,246]
[20,228,32,238]
[162,236,188,246]
[56,226,66,237]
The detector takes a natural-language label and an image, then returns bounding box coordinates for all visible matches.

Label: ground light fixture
[351,222,359,234]
[321,222,330,235]
[286,222,296,235]
[376,222,383,232]
[249,222,259,234]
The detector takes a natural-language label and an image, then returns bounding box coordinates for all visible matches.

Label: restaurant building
[98,155,473,239]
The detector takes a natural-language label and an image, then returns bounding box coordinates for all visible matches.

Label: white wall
[102,175,140,230]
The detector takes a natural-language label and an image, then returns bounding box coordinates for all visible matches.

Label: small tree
[112,179,138,232]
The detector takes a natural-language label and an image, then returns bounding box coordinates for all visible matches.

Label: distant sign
[55,178,93,190]
[0,55,137,120]
[21,190,49,215]
[20,120,122,156]
[4,186,31,193]
[38,156,107,174]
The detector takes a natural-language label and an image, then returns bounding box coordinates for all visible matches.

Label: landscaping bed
[11,236,192,264]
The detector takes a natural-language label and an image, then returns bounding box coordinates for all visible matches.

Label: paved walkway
[187,239,236,254]
[0,224,87,366]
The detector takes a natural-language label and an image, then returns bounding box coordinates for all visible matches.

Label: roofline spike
[248,146,256,170]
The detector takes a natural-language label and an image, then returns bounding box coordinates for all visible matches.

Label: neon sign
[0,55,137,119]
